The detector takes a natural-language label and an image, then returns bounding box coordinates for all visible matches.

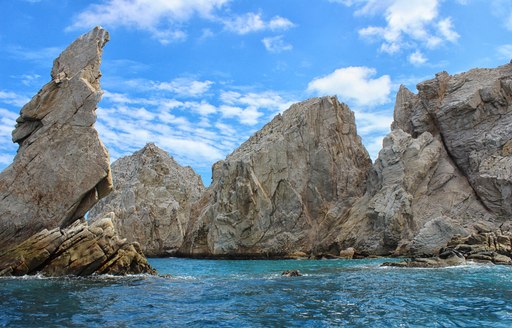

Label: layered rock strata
[337,64,512,256]
[89,143,205,257]
[0,217,155,276]
[179,96,372,258]
[0,27,154,276]
[383,227,512,268]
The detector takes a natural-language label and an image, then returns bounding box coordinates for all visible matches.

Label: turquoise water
[1,258,511,327]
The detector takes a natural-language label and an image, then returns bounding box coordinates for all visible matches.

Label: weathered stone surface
[338,63,512,257]
[0,217,155,276]
[337,128,490,256]
[180,96,372,258]
[396,66,512,217]
[0,26,113,250]
[88,143,205,257]
[282,270,302,277]
[0,27,154,276]
[383,229,512,268]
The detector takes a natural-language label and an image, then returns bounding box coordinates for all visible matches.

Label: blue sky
[1,0,511,185]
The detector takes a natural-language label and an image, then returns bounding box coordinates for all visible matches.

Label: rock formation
[179,96,372,258]
[88,143,205,257]
[337,64,512,257]
[383,227,512,268]
[0,217,155,276]
[0,27,154,276]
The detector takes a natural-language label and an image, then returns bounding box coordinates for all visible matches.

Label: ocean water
[1,258,511,327]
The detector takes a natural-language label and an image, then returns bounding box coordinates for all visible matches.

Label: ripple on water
[1,258,511,327]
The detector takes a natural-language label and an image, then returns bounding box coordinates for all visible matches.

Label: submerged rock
[179,96,372,258]
[0,27,154,276]
[282,270,302,277]
[89,143,205,257]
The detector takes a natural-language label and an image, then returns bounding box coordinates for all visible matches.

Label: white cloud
[497,44,512,60]
[153,78,213,97]
[222,13,295,34]
[341,0,459,56]
[262,35,293,53]
[437,18,459,42]
[0,107,18,168]
[408,50,427,65]
[69,1,294,43]
[0,90,30,108]
[6,45,61,64]
[492,0,512,31]
[307,66,392,106]
[69,0,230,44]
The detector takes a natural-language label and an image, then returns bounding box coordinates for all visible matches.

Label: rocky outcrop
[337,64,512,257]
[383,227,512,268]
[88,143,205,257]
[179,96,372,258]
[0,26,112,250]
[0,217,156,276]
[0,27,154,276]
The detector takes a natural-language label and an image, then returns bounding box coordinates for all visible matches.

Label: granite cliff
[178,96,372,258]
[0,27,154,276]
[88,143,205,257]
[337,64,512,257]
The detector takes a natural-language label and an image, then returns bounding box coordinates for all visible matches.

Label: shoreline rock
[0,27,155,276]
[382,229,512,268]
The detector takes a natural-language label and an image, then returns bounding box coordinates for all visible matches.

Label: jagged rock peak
[337,63,512,257]
[0,27,154,276]
[13,26,109,145]
[393,63,512,217]
[89,143,205,257]
[180,96,372,258]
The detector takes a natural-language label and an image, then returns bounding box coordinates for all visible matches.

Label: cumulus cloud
[68,0,295,44]
[95,82,295,178]
[491,0,512,31]
[222,13,295,34]
[0,107,18,167]
[68,0,230,44]
[262,35,293,53]
[409,50,427,65]
[497,44,512,60]
[340,0,459,57]
[0,90,30,108]
[307,66,392,107]
[152,78,213,97]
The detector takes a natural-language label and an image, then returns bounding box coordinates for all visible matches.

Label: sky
[1,0,512,185]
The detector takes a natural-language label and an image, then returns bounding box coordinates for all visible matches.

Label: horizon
[1,0,511,185]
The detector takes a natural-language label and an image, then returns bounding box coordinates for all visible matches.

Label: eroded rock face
[397,66,512,217]
[0,217,156,276]
[88,143,205,257]
[180,96,372,258]
[0,27,154,276]
[383,228,512,268]
[0,27,112,250]
[338,64,512,257]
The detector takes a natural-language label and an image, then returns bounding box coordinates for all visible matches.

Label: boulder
[180,96,372,258]
[88,143,205,257]
[282,270,302,277]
